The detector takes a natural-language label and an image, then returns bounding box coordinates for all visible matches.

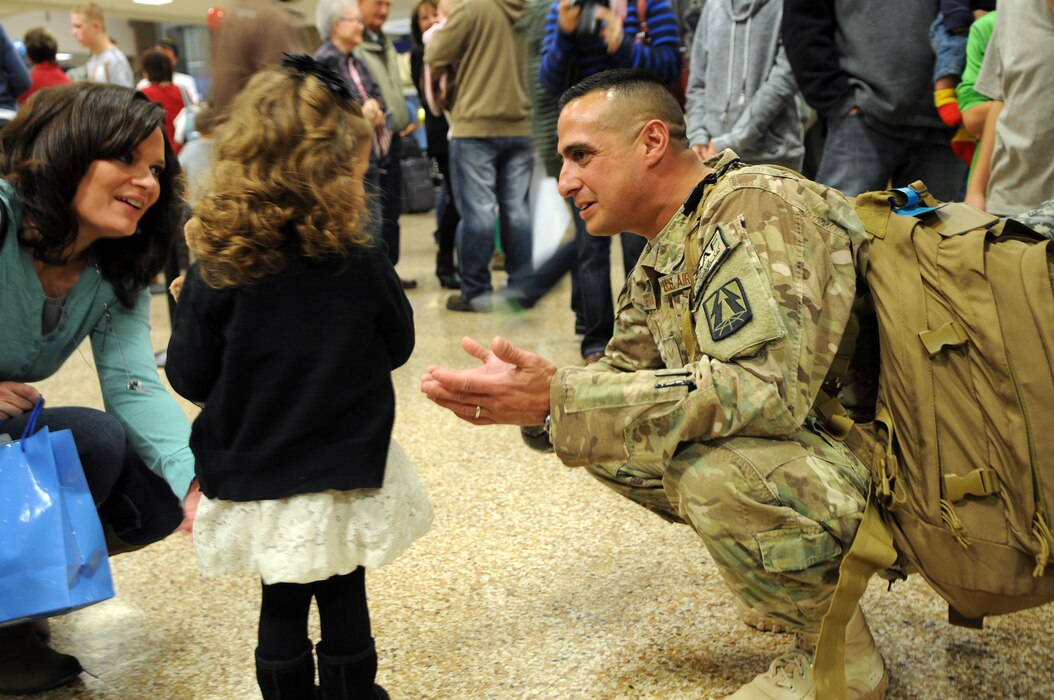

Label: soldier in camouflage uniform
[421,69,887,699]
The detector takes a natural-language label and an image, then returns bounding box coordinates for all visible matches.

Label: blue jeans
[1,407,182,548]
[448,137,534,300]
[929,13,968,82]
[816,113,966,201]
[514,238,578,308]
[574,206,647,356]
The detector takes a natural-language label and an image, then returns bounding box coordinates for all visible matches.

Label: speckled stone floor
[23,211,1054,699]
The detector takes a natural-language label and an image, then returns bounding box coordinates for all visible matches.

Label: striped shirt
[538,0,681,96]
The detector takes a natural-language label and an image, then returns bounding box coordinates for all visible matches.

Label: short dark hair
[156,36,179,58]
[23,28,59,65]
[140,48,174,83]
[0,83,184,309]
[558,68,687,144]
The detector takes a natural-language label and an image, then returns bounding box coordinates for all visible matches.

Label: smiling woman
[0,82,197,695]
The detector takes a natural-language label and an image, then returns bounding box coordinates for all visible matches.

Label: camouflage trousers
[585,425,870,633]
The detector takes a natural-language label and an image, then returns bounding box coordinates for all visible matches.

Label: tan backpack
[812,182,1054,696]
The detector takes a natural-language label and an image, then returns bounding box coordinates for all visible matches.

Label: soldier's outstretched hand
[421,336,556,427]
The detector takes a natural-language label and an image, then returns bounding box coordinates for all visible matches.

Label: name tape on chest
[659,270,692,296]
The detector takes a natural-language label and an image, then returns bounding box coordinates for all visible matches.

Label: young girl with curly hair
[165,56,433,700]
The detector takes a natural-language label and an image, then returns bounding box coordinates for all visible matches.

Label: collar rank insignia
[704,277,752,341]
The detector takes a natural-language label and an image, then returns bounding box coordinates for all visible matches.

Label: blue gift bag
[0,399,115,624]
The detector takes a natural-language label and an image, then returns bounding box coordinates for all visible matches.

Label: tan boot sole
[739,606,794,634]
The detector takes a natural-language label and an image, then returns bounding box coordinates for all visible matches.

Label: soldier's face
[557,93,643,237]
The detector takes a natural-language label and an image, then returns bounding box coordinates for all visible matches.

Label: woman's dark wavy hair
[0,82,183,309]
[410,0,438,46]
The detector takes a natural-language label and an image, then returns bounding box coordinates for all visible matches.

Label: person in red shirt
[18,28,71,106]
[137,48,184,154]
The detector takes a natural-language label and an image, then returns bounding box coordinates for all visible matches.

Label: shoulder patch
[695,226,729,286]
[704,278,752,341]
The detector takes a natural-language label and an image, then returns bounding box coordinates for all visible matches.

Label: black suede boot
[255,644,317,700]
[316,640,389,700]
[0,621,82,695]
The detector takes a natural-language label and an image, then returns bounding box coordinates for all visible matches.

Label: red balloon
[207,7,225,31]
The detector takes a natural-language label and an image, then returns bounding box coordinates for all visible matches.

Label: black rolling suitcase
[401,139,436,213]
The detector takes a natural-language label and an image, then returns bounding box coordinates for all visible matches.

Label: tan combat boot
[718,607,888,699]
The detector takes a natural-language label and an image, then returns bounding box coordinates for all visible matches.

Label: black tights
[258,568,372,661]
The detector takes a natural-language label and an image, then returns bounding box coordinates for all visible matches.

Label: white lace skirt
[193,440,433,584]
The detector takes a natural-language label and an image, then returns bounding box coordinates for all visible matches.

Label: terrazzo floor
[22,211,1054,699]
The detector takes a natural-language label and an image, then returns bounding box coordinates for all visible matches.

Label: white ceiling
[0,0,415,33]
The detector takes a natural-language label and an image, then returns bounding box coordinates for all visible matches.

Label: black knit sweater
[165,244,414,501]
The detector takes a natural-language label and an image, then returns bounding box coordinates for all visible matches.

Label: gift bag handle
[19,397,45,443]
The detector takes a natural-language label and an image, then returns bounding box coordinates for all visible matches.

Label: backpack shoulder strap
[814,488,898,698]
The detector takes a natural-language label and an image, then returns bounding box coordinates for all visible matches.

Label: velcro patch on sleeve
[693,223,785,361]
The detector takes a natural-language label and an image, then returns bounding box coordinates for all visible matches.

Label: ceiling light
[133,0,174,5]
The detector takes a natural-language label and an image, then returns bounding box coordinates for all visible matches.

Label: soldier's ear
[639,119,669,166]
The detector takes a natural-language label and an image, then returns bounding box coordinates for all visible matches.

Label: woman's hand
[362,98,386,129]
[0,382,41,422]
[178,478,201,534]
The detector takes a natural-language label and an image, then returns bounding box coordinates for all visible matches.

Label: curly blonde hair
[191,68,375,288]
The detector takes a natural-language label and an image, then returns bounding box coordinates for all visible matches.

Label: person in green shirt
[956,10,997,184]
[0,82,197,695]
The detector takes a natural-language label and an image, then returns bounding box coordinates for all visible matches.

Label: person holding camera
[536,0,681,362]
[539,0,681,92]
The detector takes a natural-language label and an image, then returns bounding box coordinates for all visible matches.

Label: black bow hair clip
[281,53,355,104]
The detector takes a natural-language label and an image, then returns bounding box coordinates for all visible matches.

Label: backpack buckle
[919,320,969,356]
[944,468,1001,503]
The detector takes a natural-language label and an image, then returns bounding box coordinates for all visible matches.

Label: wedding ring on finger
[474,405,481,419]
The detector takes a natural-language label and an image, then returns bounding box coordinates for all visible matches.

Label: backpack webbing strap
[813,390,854,441]
[813,493,898,699]
[682,210,703,364]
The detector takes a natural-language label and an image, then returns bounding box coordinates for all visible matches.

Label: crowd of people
[0,0,1052,698]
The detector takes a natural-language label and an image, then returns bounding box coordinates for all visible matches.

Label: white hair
[315,0,359,39]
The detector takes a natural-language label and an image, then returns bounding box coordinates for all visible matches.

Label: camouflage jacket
[547,150,867,477]
[1016,199,1054,241]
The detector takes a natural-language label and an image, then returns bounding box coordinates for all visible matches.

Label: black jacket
[410,45,450,158]
[782,0,945,132]
[166,243,414,501]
